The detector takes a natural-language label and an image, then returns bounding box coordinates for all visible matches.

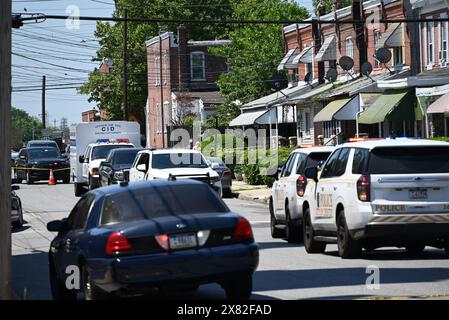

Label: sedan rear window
[100,184,229,225]
[368,147,449,174]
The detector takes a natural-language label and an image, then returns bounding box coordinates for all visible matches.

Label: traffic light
[12,15,23,29]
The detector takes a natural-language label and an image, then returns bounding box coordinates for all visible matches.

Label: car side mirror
[123,170,130,182]
[79,155,85,163]
[12,185,20,191]
[100,161,110,167]
[211,162,220,170]
[136,164,147,173]
[47,219,67,232]
[304,167,319,182]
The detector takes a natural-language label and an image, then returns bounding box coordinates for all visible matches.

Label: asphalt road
[11,183,449,300]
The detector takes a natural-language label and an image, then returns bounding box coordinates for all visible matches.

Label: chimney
[178,25,189,90]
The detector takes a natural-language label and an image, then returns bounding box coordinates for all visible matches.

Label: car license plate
[169,233,197,250]
[409,189,428,200]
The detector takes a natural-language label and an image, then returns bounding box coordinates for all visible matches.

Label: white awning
[416,83,449,97]
[315,36,336,62]
[376,22,403,49]
[277,48,298,71]
[293,46,313,64]
[229,110,268,127]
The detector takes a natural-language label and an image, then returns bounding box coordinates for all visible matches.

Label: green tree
[211,0,308,105]
[79,0,237,123]
[11,107,43,148]
[312,0,352,15]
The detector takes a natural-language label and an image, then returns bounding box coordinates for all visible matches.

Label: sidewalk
[232,180,271,205]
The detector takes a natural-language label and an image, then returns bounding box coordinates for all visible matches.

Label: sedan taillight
[232,217,253,241]
[296,175,307,197]
[106,231,132,255]
[223,170,231,177]
[357,175,371,202]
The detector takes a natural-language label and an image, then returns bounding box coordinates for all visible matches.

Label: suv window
[66,194,95,230]
[135,153,150,171]
[333,148,350,176]
[368,146,449,174]
[320,149,341,179]
[352,148,369,174]
[281,153,298,177]
[298,152,332,174]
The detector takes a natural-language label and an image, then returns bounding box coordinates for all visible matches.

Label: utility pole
[0,0,13,300]
[159,31,165,148]
[123,9,128,121]
[42,75,46,128]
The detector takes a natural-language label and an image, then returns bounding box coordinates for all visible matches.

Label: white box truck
[70,121,142,196]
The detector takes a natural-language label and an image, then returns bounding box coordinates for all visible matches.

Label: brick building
[146,26,230,148]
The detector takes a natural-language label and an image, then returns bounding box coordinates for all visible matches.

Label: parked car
[27,140,60,152]
[11,184,24,229]
[269,147,335,243]
[303,139,449,258]
[14,147,70,184]
[206,157,232,197]
[11,149,19,167]
[79,141,135,191]
[99,148,143,186]
[47,179,259,300]
[129,149,222,196]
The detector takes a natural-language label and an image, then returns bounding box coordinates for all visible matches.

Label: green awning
[313,98,351,122]
[358,91,413,124]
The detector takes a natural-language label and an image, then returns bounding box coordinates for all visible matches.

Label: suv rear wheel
[337,211,361,259]
[82,264,110,300]
[303,208,326,253]
[285,204,301,243]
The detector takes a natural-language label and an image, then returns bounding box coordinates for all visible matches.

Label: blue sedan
[47,179,259,300]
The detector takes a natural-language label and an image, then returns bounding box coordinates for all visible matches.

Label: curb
[236,193,270,205]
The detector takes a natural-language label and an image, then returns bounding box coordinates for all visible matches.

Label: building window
[305,63,313,81]
[374,30,381,68]
[427,21,435,66]
[288,69,298,85]
[393,47,403,66]
[304,111,311,135]
[154,57,161,86]
[440,17,448,67]
[345,37,354,58]
[190,52,206,81]
[163,101,170,132]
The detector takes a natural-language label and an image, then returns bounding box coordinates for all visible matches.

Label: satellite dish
[375,48,392,64]
[325,68,338,83]
[103,57,114,68]
[339,56,354,71]
[270,75,286,91]
[361,62,373,76]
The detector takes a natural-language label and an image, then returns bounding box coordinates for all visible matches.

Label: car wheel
[49,259,77,300]
[405,244,426,256]
[26,171,34,185]
[303,208,326,253]
[337,211,361,259]
[269,197,283,239]
[12,205,24,229]
[445,246,449,257]
[74,183,85,197]
[223,275,252,300]
[285,204,301,243]
[82,264,110,300]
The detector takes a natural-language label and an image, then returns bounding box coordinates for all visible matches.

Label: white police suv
[302,139,449,259]
[269,146,334,242]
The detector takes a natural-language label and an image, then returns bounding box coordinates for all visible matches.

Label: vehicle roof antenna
[168,174,176,181]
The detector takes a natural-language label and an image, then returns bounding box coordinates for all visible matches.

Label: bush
[430,137,449,143]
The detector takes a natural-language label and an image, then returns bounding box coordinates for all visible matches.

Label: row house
[230,0,449,146]
[146,25,230,148]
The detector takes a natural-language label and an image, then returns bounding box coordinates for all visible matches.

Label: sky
[11,0,314,126]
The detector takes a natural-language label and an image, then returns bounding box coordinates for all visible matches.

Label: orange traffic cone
[48,169,56,185]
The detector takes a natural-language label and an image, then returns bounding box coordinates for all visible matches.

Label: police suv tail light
[357,175,371,202]
[296,175,307,197]
[106,231,132,255]
[232,217,253,241]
